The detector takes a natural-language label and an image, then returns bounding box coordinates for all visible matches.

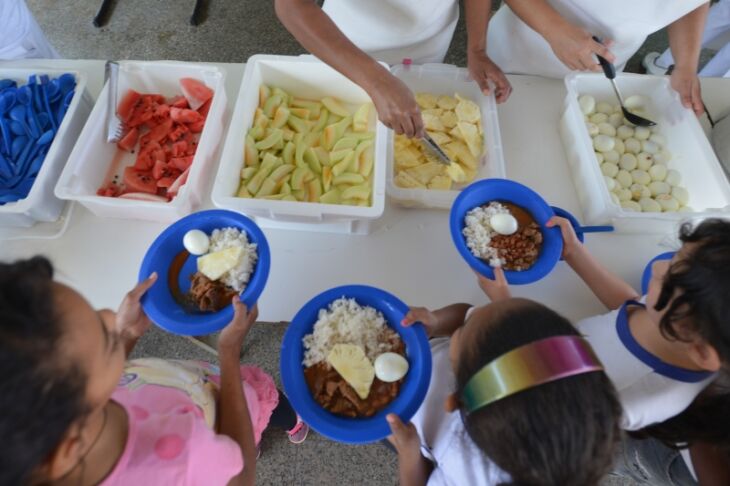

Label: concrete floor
[24,0,711,484]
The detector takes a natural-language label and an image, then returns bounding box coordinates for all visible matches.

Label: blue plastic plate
[449,179,562,284]
[139,209,270,335]
[281,285,432,444]
[641,251,675,294]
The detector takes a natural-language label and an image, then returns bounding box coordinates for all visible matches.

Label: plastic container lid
[280,285,432,444]
[641,251,675,295]
[449,179,562,285]
[139,209,270,335]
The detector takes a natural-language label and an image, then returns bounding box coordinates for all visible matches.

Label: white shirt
[0,0,59,60]
[322,0,459,64]
[577,300,715,431]
[487,0,709,78]
[409,337,511,486]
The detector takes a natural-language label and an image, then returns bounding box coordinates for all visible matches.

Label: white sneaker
[642,52,670,75]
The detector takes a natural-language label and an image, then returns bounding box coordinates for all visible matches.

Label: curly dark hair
[455,299,621,486]
[654,219,730,362]
[0,257,89,485]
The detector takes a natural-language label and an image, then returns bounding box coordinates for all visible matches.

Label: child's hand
[402,307,439,336]
[386,414,421,459]
[546,216,583,260]
[476,267,511,302]
[218,299,258,360]
[116,273,158,341]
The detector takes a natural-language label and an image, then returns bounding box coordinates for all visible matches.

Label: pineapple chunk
[437,95,457,110]
[445,162,468,183]
[428,174,453,190]
[422,113,445,132]
[415,92,438,109]
[327,344,375,400]
[457,122,482,158]
[439,110,458,129]
[394,171,425,189]
[405,162,445,186]
[197,247,244,281]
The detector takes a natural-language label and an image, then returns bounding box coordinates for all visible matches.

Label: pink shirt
[101,359,245,486]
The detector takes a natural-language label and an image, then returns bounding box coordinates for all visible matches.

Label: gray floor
[23,0,705,484]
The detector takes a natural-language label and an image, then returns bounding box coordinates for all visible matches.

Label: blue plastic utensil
[11,135,27,160]
[9,120,26,136]
[17,85,39,138]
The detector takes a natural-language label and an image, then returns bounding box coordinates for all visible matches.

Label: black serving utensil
[591,36,656,127]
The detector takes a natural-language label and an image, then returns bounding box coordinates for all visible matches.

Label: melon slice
[197,246,243,281]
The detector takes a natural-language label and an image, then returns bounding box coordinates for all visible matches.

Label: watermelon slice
[123,167,157,194]
[180,78,213,111]
[117,127,139,152]
[117,90,142,122]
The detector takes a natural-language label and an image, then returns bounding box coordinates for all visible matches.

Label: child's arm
[274,0,423,138]
[402,304,472,338]
[218,300,259,486]
[115,273,158,356]
[387,414,433,486]
[548,217,639,310]
[464,0,512,102]
[690,441,730,486]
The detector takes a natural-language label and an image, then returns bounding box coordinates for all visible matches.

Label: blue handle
[574,225,614,234]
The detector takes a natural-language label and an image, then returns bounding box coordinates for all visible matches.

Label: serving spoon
[592,36,656,127]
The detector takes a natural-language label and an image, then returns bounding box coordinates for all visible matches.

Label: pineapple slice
[422,113,445,132]
[457,122,482,158]
[394,171,426,189]
[455,97,481,124]
[415,93,438,109]
[439,110,458,129]
[428,175,453,190]
[437,95,458,110]
[197,247,244,281]
[405,162,444,185]
[427,131,452,146]
[327,344,375,400]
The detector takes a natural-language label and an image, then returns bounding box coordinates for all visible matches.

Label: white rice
[302,297,399,367]
[208,227,258,292]
[462,202,509,267]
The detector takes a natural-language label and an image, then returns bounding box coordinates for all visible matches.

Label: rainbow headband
[461,336,603,413]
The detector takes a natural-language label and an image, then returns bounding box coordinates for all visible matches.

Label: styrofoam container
[560,73,730,233]
[211,55,386,235]
[386,63,505,209]
[55,61,226,223]
[0,69,92,227]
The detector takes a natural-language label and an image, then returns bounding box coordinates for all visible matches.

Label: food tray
[560,72,730,233]
[55,61,227,223]
[386,63,506,209]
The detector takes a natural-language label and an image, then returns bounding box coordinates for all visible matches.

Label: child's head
[448,298,621,486]
[0,257,125,485]
[645,218,730,371]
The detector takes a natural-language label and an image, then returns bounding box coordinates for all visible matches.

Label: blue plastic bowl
[641,251,675,294]
[281,285,432,444]
[139,209,270,335]
[449,179,563,285]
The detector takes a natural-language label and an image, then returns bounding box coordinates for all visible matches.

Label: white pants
[0,0,60,60]
[657,0,730,77]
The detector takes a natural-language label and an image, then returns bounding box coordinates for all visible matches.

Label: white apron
[487,0,709,78]
[322,0,459,65]
[0,0,59,60]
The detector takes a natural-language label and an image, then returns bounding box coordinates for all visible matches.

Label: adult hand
[116,273,157,341]
[218,299,258,359]
[545,23,615,72]
[476,267,511,302]
[546,216,582,260]
[670,67,703,116]
[386,414,421,457]
[367,73,424,139]
[467,51,512,103]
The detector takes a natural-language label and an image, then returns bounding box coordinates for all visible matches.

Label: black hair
[456,299,621,486]
[0,257,89,485]
[655,219,730,362]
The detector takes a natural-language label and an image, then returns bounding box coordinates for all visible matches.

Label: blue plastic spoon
[17,85,39,138]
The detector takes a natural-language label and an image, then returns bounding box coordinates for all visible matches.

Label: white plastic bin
[211,55,386,235]
[0,68,91,228]
[560,72,730,233]
[386,63,505,209]
[55,61,226,223]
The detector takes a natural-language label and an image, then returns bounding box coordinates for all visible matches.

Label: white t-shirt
[487,0,709,78]
[321,0,459,64]
[409,336,511,486]
[577,300,715,431]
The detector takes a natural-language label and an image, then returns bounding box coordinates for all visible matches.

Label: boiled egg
[374,353,409,383]
[183,229,210,256]
[490,213,518,236]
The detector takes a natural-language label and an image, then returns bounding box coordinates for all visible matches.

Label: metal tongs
[104,61,125,143]
[421,134,453,165]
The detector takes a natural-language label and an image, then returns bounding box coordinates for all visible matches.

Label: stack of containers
[55,61,227,223]
[560,72,730,233]
[386,63,505,209]
[212,55,387,235]
[0,68,92,227]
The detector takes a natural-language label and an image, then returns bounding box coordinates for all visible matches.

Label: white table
[1,59,729,323]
